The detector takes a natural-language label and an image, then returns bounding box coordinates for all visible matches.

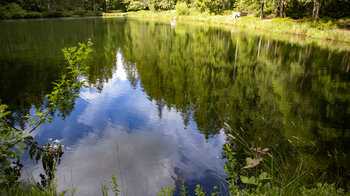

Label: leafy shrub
[271,17,294,24]
[0,7,11,19]
[312,19,336,30]
[263,6,274,16]
[127,1,147,11]
[175,2,189,15]
[193,0,222,14]
[189,7,200,15]
[24,12,42,19]
[159,0,175,10]
[149,0,175,11]
[8,3,27,18]
[148,0,156,11]
[62,11,74,17]
[193,0,206,12]
[222,10,234,15]
[85,10,96,16]
[300,183,345,196]
[73,7,86,16]
[43,11,63,18]
[112,0,131,12]
[0,3,28,19]
[0,40,92,190]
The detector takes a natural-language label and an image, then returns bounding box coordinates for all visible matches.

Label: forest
[0,0,349,19]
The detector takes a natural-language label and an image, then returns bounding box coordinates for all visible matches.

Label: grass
[2,132,348,196]
[219,124,348,196]
[0,179,75,196]
[155,123,348,195]
[104,11,350,43]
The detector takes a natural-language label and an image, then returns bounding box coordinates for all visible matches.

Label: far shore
[103,11,350,44]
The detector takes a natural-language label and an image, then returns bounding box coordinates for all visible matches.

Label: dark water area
[0,17,349,195]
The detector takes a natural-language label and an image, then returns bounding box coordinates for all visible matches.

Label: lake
[0,17,349,195]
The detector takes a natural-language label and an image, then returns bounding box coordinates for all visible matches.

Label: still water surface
[0,17,349,195]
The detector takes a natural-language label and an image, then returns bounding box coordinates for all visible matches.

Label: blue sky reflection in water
[1,17,349,195]
[26,52,227,196]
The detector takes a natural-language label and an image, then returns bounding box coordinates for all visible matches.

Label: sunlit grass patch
[124,11,350,43]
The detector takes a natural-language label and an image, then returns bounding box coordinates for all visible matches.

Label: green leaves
[243,157,263,169]
[14,141,27,154]
[0,104,33,184]
[0,40,92,187]
[240,175,257,185]
[258,172,269,180]
[0,104,11,118]
[223,143,238,180]
[195,184,206,196]
[158,186,175,196]
[28,39,92,133]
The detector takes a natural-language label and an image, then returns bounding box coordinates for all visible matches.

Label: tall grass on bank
[0,175,75,196]
[112,13,349,52]
[122,11,350,43]
[219,123,346,195]
[155,123,347,195]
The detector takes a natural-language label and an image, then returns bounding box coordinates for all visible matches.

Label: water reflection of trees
[118,20,350,186]
[0,18,125,126]
[1,18,349,186]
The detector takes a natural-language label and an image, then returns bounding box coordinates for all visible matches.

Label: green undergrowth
[2,122,348,195]
[155,124,349,195]
[120,11,350,43]
[0,3,102,19]
[0,41,92,195]
[112,14,350,52]
[157,183,346,196]
[1,179,74,196]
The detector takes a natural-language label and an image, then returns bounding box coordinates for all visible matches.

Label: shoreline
[1,12,349,52]
[103,11,350,44]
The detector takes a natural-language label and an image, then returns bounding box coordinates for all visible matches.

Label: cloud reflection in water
[28,51,226,195]
[56,126,179,196]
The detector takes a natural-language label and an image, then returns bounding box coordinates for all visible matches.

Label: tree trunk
[274,0,279,17]
[48,0,52,11]
[316,0,321,18]
[260,2,264,19]
[228,0,232,9]
[280,0,284,17]
[313,0,321,19]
